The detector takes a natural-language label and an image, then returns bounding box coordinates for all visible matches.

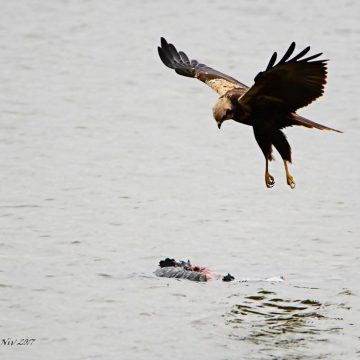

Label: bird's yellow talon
[265,173,275,188]
[287,176,295,189]
[283,160,295,189]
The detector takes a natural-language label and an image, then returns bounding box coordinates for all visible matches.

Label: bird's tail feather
[293,114,342,133]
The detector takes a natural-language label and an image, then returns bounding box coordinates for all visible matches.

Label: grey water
[0,0,359,359]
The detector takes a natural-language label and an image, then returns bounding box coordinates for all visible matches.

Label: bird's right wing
[158,37,248,97]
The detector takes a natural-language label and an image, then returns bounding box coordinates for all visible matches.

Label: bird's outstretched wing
[241,42,328,113]
[158,37,248,96]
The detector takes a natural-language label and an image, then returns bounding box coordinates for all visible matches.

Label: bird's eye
[226,109,232,116]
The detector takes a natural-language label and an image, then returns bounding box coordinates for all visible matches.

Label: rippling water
[0,0,359,359]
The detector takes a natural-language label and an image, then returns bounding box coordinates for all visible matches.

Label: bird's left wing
[241,42,328,113]
[158,37,248,96]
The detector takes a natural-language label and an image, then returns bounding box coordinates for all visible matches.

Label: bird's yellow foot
[265,172,275,188]
[286,174,295,189]
[283,160,295,189]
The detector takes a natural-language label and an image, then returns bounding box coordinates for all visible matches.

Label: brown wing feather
[241,42,328,113]
[158,37,248,96]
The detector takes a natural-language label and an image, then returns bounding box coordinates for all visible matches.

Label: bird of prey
[158,37,341,189]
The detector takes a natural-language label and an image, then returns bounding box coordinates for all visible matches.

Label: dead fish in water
[155,258,284,283]
[155,258,235,282]
[155,258,230,282]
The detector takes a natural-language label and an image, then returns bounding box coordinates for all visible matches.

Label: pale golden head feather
[212,97,234,128]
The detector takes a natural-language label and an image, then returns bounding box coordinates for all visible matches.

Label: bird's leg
[283,160,295,189]
[265,158,275,188]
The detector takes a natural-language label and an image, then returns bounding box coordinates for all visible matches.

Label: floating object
[155,258,284,283]
[155,258,224,282]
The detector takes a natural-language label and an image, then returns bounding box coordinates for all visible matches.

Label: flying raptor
[158,37,341,189]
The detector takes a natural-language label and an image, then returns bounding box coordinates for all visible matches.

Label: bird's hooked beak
[217,121,222,129]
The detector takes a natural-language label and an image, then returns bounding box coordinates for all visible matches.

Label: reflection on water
[226,289,344,354]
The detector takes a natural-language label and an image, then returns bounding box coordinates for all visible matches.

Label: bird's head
[212,97,234,129]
